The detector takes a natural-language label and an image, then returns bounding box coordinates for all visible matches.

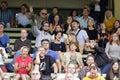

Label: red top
[15,56,32,75]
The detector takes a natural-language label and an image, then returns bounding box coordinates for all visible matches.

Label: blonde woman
[14,46,32,80]
[65,32,83,54]
[104,10,116,31]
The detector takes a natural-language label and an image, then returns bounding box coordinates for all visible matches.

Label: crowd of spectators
[1,0,120,80]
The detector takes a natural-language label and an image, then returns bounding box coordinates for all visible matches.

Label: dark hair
[53,14,61,25]
[1,1,8,6]
[0,22,5,27]
[21,3,29,12]
[41,39,50,43]
[54,31,63,38]
[70,10,78,16]
[72,20,79,24]
[52,7,59,12]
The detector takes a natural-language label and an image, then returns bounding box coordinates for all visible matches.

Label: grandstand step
[4,28,31,32]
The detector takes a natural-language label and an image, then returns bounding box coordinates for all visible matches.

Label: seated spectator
[48,7,63,24]
[50,14,63,34]
[116,27,120,40]
[56,64,79,80]
[98,23,109,48]
[88,41,111,73]
[50,31,66,61]
[33,21,51,51]
[83,63,105,80]
[0,47,8,71]
[2,74,11,80]
[104,10,116,31]
[78,55,101,79]
[12,29,31,55]
[16,3,31,28]
[70,10,79,20]
[63,16,73,34]
[65,32,83,54]
[105,33,120,64]
[14,46,32,80]
[71,20,89,47]
[33,39,61,73]
[0,1,14,27]
[34,46,57,80]
[85,19,99,41]
[30,69,41,80]
[76,8,93,29]
[106,61,120,80]
[0,23,11,50]
[110,20,120,34]
[62,42,83,70]
[51,24,68,42]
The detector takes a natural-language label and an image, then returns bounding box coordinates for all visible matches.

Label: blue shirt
[33,50,59,61]
[0,9,14,26]
[0,34,10,48]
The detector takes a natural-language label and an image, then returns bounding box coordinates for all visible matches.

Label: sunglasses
[42,13,47,15]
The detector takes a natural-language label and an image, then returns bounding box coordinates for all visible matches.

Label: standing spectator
[90,0,108,23]
[106,61,120,80]
[48,7,63,24]
[34,46,57,80]
[14,46,32,80]
[71,20,89,47]
[104,10,116,31]
[105,33,120,64]
[76,8,93,28]
[16,3,31,28]
[70,10,79,20]
[0,1,14,28]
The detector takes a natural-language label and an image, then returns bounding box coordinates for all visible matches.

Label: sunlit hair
[104,10,113,21]
[67,32,77,42]
[69,42,79,52]
[89,62,98,71]
[109,33,120,45]
[20,46,30,53]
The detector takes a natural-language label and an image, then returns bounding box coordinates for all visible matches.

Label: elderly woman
[14,46,32,80]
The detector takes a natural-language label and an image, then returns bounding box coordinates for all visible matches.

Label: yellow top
[104,17,116,31]
[83,76,105,80]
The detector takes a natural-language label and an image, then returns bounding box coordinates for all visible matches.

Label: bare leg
[21,74,29,80]
[14,74,20,80]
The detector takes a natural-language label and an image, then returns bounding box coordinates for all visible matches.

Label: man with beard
[33,21,51,52]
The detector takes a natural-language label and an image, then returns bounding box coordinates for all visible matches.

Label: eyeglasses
[42,13,47,15]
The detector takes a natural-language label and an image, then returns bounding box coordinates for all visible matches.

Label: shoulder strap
[75,29,81,38]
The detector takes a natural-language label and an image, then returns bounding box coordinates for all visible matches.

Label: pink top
[15,56,32,75]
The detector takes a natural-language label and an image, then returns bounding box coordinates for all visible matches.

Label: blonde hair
[104,10,113,21]
[20,46,30,53]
